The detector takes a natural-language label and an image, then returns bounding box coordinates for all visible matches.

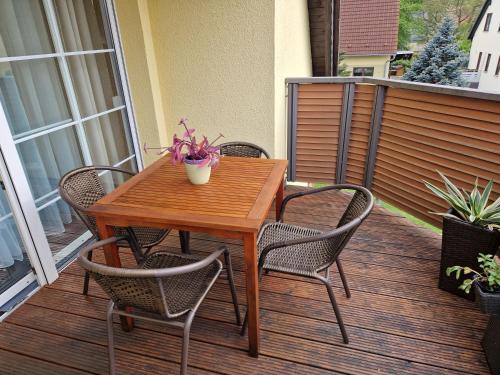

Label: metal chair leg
[223,249,241,325]
[82,250,92,295]
[318,276,349,344]
[106,302,116,375]
[336,258,351,298]
[181,313,195,375]
[179,231,191,254]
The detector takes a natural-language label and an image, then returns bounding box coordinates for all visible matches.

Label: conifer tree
[403,17,465,86]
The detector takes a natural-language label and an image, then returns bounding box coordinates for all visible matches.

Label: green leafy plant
[423,171,500,230]
[447,253,500,294]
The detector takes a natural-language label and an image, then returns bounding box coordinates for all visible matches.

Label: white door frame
[0,0,144,306]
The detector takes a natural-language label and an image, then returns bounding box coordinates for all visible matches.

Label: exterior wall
[468,0,500,92]
[343,55,391,78]
[274,0,312,159]
[114,0,167,166]
[147,0,275,156]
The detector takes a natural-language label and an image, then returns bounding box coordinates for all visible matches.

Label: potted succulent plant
[447,254,500,375]
[447,253,500,314]
[424,172,500,300]
[145,118,224,185]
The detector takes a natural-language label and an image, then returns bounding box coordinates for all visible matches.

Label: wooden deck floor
[0,188,490,374]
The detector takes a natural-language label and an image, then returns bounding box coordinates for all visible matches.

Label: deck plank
[0,187,490,374]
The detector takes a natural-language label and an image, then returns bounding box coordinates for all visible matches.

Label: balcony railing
[286,77,500,228]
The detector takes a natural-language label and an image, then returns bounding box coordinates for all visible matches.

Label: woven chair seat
[258,223,334,277]
[141,251,220,316]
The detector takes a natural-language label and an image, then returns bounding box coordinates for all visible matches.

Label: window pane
[0,59,72,138]
[54,0,111,52]
[16,126,84,201]
[67,53,124,118]
[0,0,54,57]
[84,110,133,166]
[0,189,31,294]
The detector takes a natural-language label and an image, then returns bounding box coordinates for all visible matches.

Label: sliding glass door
[0,0,140,306]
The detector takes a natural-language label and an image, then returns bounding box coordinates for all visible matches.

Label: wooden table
[87,156,287,357]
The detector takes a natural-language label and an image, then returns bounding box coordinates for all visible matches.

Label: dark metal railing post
[363,84,387,190]
[286,83,298,182]
[336,82,355,184]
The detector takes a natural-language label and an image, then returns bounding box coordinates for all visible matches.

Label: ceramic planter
[184,158,211,185]
[438,211,499,300]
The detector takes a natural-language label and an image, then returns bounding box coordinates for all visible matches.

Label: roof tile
[340,0,400,55]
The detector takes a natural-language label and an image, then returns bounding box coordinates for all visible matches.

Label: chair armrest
[258,220,361,270]
[278,184,369,222]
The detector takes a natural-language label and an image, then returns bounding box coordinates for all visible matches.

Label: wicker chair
[59,166,187,295]
[219,141,270,159]
[241,184,374,344]
[78,237,241,375]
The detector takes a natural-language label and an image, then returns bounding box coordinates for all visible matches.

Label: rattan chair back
[79,238,222,318]
[219,141,270,159]
[59,166,134,237]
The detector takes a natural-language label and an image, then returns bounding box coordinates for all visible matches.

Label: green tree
[403,17,465,86]
[419,0,483,52]
[398,0,423,49]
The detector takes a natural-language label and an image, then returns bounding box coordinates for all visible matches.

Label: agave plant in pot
[424,172,500,300]
[146,118,224,185]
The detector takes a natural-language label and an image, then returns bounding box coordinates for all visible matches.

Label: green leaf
[478,179,493,213]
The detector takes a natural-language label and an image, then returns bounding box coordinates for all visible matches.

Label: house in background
[468,0,500,92]
[308,0,399,77]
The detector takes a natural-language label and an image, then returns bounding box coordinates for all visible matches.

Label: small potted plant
[424,172,500,300]
[447,253,500,314]
[145,118,224,185]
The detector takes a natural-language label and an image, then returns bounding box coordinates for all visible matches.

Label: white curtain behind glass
[0,0,130,267]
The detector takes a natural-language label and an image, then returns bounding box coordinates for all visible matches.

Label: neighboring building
[0,0,312,313]
[468,0,500,92]
[339,0,399,78]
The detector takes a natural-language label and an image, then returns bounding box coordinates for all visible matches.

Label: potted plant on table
[424,172,500,300]
[145,118,224,185]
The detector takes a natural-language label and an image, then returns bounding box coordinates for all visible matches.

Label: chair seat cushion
[258,223,334,277]
[141,250,220,316]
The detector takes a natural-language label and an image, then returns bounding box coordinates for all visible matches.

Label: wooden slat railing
[286,77,500,228]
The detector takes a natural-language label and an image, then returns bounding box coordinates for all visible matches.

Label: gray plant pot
[475,281,500,315]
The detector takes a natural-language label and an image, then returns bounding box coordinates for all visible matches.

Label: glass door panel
[0,183,32,295]
[0,59,72,137]
[0,0,140,289]
[54,0,110,52]
[0,0,55,58]
[67,53,124,118]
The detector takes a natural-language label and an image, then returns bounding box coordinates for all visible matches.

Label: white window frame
[0,0,144,309]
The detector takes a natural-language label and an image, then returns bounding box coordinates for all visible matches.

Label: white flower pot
[184,159,212,185]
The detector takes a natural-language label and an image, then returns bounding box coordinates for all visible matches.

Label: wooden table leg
[243,232,259,357]
[96,218,134,332]
[275,178,284,220]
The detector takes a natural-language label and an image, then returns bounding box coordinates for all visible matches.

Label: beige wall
[147,0,275,156]
[274,0,312,159]
[114,0,166,165]
[115,0,312,162]
[343,55,391,78]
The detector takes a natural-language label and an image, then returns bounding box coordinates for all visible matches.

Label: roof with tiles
[339,0,400,55]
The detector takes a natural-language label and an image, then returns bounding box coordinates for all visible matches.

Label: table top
[87,156,287,234]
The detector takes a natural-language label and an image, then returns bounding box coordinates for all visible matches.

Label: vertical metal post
[336,83,355,183]
[364,85,387,190]
[286,83,298,182]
